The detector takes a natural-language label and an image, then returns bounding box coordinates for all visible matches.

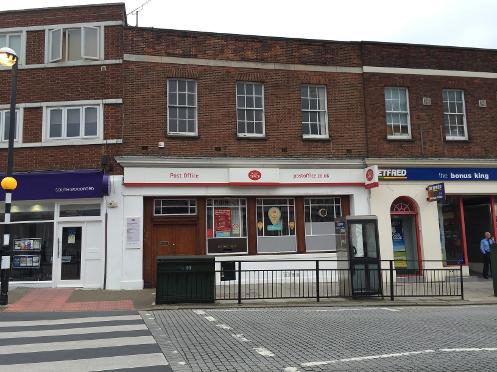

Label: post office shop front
[0,170,109,288]
[116,157,370,289]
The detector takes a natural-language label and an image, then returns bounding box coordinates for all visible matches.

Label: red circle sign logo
[248,170,262,181]
[366,169,374,182]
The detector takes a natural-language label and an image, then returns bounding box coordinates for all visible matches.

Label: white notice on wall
[126,217,141,248]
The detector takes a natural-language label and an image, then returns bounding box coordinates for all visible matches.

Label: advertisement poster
[12,255,41,269]
[267,207,282,231]
[14,239,41,251]
[391,219,407,268]
[215,209,232,235]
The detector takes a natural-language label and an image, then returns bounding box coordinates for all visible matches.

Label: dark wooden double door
[144,223,197,287]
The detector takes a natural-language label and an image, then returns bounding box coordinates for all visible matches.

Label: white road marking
[305,307,401,313]
[193,310,206,315]
[440,347,497,352]
[0,324,147,339]
[0,353,168,372]
[254,347,275,357]
[0,315,141,328]
[283,367,300,372]
[216,324,232,330]
[381,307,401,312]
[0,336,156,355]
[231,334,250,342]
[204,316,216,322]
[301,350,436,367]
[178,362,186,365]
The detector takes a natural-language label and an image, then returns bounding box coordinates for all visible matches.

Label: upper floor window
[301,85,328,138]
[384,87,411,139]
[0,110,19,142]
[46,106,99,140]
[48,26,100,63]
[443,89,467,140]
[167,79,197,136]
[0,33,21,61]
[236,82,264,137]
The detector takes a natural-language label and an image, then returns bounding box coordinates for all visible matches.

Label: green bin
[156,256,215,304]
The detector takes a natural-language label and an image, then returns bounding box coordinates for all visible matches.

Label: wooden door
[144,223,198,287]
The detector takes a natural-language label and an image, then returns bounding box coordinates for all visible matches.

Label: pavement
[0,276,496,312]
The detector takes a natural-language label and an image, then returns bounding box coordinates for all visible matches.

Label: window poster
[14,239,42,251]
[215,209,232,237]
[12,255,41,269]
[391,219,407,268]
[267,207,282,231]
[126,217,141,248]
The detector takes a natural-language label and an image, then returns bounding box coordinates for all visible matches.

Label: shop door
[144,223,197,287]
[55,224,84,286]
[348,219,382,296]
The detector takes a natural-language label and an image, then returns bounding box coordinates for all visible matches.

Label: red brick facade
[1,4,497,175]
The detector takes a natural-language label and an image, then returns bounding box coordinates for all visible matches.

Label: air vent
[479,99,487,108]
[422,97,432,106]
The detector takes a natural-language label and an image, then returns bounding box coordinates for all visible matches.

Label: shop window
[154,199,197,216]
[48,26,100,63]
[256,198,296,253]
[236,82,265,137]
[438,196,465,265]
[304,197,342,251]
[301,85,328,138]
[206,199,247,254]
[60,203,101,217]
[1,201,55,222]
[167,79,197,136]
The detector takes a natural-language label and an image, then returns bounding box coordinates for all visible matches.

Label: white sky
[2,0,497,49]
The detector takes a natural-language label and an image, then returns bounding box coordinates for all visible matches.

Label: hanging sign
[426,183,445,202]
[364,165,379,189]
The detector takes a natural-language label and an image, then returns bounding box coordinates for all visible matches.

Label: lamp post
[0,47,18,306]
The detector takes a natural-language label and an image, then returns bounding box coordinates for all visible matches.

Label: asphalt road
[144,305,497,372]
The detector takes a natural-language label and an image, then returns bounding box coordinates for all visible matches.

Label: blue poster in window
[391,219,407,268]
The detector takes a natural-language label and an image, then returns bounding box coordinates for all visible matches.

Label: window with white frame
[443,89,467,139]
[236,82,264,137]
[154,199,197,216]
[0,110,19,142]
[301,85,328,138]
[46,106,100,140]
[48,26,100,63]
[167,79,197,136]
[305,197,343,252]
[256,198,296,253]
[0,33,22,60]
[384,87,411,138]
[206,199,247,254]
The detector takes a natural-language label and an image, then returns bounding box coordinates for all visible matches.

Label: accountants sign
[379,168,497,182]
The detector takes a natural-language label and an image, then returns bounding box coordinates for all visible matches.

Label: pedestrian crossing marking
[0,324,147,339]
[0,314,141,328]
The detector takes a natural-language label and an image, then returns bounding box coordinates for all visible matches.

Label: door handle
[57,238,60,258]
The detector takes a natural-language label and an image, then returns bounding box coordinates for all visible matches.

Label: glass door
[348,219,382,296]
[55,224,83,285]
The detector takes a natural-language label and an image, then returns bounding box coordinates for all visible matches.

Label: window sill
[236,135,267,140]
[302,136,331,142]
[386,137,414,142]
[166,134,199,139]
[445,137,469,142]
[22,59,122,69]
[0,139,122,148]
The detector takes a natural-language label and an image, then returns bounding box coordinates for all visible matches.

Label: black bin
[156,256,215,304]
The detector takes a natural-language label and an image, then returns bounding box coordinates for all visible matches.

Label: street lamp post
[0,47,18,306]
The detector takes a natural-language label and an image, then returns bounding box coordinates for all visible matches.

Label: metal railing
[214,260,464,303]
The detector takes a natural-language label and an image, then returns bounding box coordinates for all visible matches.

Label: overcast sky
[2,0,497,49]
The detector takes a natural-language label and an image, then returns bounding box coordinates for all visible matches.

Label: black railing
[214,260,464,303]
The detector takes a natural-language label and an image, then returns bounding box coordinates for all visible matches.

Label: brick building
[1,3,496,289]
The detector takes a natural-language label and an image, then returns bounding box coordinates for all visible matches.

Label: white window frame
[153,199,197,216]
[304,197,342,236]
[47,25,101,63]
[236,82,265,138]
[384,87,411,139]
[166,79,198,137]
[44,104,102,142]
[0,32,23,66]
[301,85,329,139]
[443,89,468,140]
[0,109,22,144]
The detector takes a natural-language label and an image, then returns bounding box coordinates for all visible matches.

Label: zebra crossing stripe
[0,335,156,355]
[0,353,168,372]
[0,314,141,328]
[0,324,147,339]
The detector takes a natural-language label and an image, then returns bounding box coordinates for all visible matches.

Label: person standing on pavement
[480,231,495,279]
